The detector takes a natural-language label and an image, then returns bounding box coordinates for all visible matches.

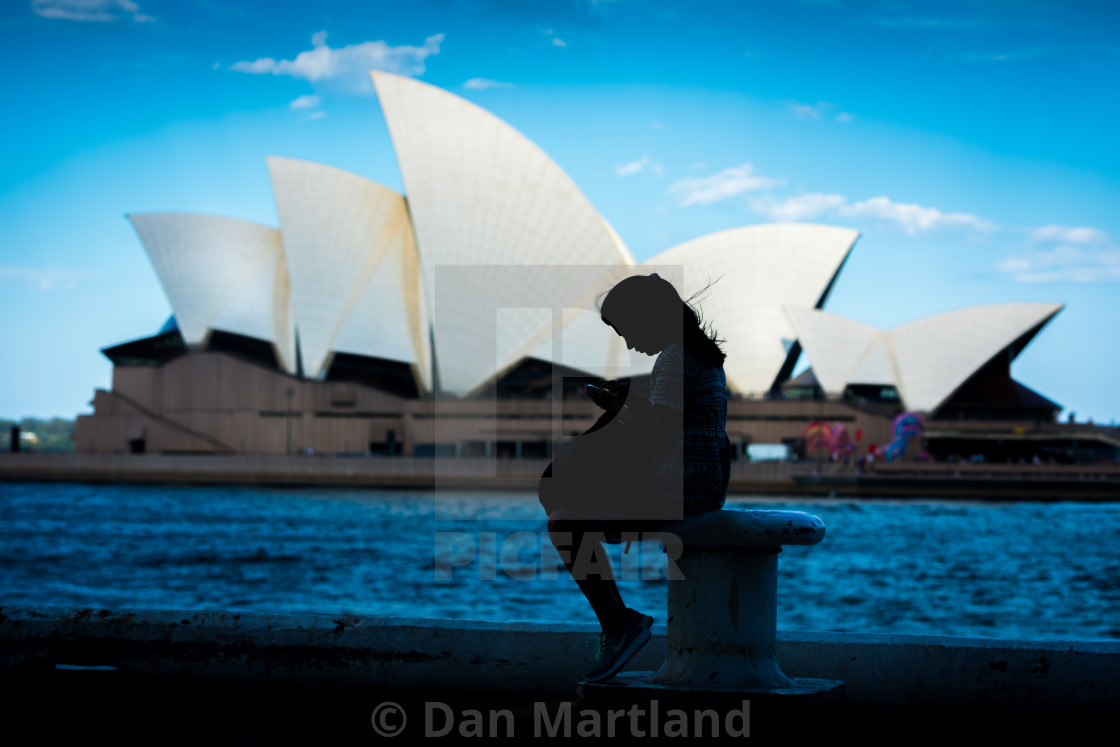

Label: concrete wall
[0,453,549,488]
[2,606,1115,712]
[6,453,1118,497]
[0,452,824,491]
[776,630,1118,711]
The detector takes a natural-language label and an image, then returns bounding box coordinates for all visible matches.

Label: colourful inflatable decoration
[802,420,859,457]
[829,422,856,456]
[802,420,833,453]
[880,412,926,462]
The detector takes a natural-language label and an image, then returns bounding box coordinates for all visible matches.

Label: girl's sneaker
[583,618,652,683]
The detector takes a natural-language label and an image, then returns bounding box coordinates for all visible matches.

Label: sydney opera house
[76,72,1090,464]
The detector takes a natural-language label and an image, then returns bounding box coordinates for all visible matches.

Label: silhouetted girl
[538,273,730,682]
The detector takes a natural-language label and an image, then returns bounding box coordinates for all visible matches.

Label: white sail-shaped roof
[645,223,859,396]
[887,302,1062,413]
[782,303,1062,413]
[848,336,897,386]
[127,77,1064,416]
[209,249,296,373]
[782,307,882,396]
[330,222,430,389]
[522,306,635,376]
[267,156,429,385]
[128,213,295,372]
[371,71,635,395]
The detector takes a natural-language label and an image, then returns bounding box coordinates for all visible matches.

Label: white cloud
[1000,225,1119,282]
[750,193,846,221]
[865,14,991,31]
[610,157,645,177]
[615,157,647,176]
[998,247,1120,283]
[998,257,1033,273]
[231,31,443,91]
[0,266,99,290]
[668,163,784,207]
[463,78,514,90]
[289,94,320,110]
[748,192,996,237]
[788,100,832,120]
[552,38,567,47]
[952,44,1115,65]
[837,196,997,235]
[32,0,154,23]
[614,157,663,178]
[788,100,853,124]
[1027,224,1110,245]
[686,166,994,237]
[791,104,821,120]
[289,94,324,121]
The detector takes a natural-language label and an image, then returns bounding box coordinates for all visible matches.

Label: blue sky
[2,0,1118,423]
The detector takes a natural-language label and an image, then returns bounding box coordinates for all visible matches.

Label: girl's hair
[599,273,726,367]
[682,289,727,367]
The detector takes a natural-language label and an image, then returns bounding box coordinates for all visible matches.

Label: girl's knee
[546,509,567,536]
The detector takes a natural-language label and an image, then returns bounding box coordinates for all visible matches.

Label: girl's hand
[585,385,620,413]
[586,380,628,414]
[601,379,630,403]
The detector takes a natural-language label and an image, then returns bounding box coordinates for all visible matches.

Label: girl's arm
[642,343,686,453]
[620,395,680,454]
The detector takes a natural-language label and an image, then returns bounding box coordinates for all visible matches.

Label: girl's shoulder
[652,343,687,380]
[656,342,687,363]
[661,342,724,373]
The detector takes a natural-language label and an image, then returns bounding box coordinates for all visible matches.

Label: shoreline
[2,452,1119,500]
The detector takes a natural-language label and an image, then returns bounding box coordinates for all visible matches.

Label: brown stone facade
[77,351,899,459]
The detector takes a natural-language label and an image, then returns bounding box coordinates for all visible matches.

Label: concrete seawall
[0,453,810,492]
[2,606,1116,713]
[0,453,530,488]
[4,453,1119,498]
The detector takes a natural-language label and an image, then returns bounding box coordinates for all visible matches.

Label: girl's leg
[547,510,627,634]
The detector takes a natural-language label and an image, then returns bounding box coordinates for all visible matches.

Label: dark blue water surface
[1,482,1117,640]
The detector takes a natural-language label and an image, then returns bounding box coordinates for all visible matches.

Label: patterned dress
[539,342,729,528]
[649,343,730,513]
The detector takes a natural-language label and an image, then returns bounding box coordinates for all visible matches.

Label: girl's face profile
[608,318,663,356]
[601,274,681,356]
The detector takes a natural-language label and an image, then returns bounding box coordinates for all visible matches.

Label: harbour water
[1,481,1117,641]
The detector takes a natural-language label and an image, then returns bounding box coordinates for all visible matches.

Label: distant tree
[0,418,76,452]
